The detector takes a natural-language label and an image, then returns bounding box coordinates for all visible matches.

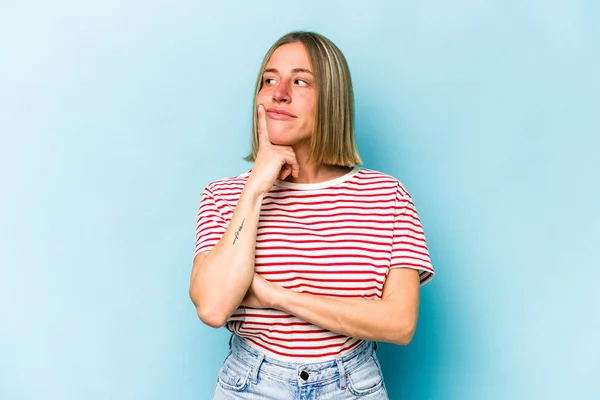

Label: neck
[281,144,353,184]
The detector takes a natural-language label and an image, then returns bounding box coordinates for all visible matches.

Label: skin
[256,42,352,183]
[191,42,421,345]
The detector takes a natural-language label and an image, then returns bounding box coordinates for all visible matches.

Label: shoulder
[204,170,251,195]
[356,167,411,198]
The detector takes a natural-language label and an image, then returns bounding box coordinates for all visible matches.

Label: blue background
[1,1,598,399]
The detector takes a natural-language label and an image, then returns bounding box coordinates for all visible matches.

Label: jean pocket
[217,357,252,392]
[346,355,385,396]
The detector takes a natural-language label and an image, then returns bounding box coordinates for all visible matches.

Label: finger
[283,152,300,179]
[256,104,269,148]
[290,161,300,178]
[279,165,292,181]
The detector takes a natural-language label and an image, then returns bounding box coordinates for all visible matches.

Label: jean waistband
[227,334,377,385]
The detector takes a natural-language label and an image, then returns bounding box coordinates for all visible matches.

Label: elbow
[391,319,417,346]
[190,290,228,328]
[395,331,415,346]
[195,305,228,328]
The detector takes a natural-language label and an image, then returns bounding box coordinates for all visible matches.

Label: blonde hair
[244,31,362,166]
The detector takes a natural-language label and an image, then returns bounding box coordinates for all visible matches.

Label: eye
[264,78,276,85]
[295,79,308,87]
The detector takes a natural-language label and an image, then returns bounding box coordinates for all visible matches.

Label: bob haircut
[244,31,362,166]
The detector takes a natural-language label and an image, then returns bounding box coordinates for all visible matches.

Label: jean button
[300,370,309,380]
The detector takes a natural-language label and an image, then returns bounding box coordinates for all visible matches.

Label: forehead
[266,43,312,70]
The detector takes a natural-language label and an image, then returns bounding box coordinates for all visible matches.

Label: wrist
[271,284,290,311]
[240,183,265,204]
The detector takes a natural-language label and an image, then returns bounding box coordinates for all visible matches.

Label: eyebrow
[263,68,313,75]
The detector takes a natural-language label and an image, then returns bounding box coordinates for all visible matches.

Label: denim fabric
[212,334,389,399]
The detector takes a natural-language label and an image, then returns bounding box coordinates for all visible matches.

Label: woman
[190,31,434,399]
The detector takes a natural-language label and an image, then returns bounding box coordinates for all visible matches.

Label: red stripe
[268,276,385,284]
[255,253,390,262]
[260,197,395,208]
[420,272,434,283]
[391,254,431,264]
[238,327,346,342]
[257,224,395,234]
[263,189,396,202]
[241,321,312,327]
[255,238,388,247]
[260,205,397,214]
[394,218,424,229]
[258,211,395,220]
[390,263,434,272]
[256,269,387,277]
[283,283,382,292]
[259,219,395,227]
[256,245,388,252]
[244,337,363,358]
[392,240,429,251]
[255,262,386,268]
[196,168,433,361]
[195,221,225,232]
[391,226,425,236]
[238,312,297,319]
[239,327,331,335]
[256,231,392,240]
[298,290,382,299]
[195,230,223,241]
[245,335,351,350]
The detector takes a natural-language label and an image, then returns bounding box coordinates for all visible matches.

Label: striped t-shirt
[194,166,434,362]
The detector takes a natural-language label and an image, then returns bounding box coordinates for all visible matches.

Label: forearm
[274,290,416,345]
[190,187,263,327]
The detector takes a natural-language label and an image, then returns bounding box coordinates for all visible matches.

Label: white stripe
[194,168,435,362]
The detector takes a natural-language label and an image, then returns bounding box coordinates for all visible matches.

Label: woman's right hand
[245,105,300,196]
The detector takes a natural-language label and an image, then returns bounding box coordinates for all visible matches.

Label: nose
[272,80,290,103]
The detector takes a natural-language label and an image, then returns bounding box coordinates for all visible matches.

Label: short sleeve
[193,187,228,259]
[390,184,435,285]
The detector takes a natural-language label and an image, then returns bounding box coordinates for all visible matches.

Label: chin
[268,129,298,146]
[267,124,311,146]
[268,136,297,146]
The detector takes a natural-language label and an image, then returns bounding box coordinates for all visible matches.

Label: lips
[266,108,297,118]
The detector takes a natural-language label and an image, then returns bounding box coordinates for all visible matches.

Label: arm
[189,104,300,328]
[241,181,432,342]
[189,187,264,328]
[247,268,421,345]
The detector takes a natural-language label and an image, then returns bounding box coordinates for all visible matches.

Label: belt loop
[250,353,265,384]
[336,358,347,390]
[373,341,378,351]
[228,333,234,349]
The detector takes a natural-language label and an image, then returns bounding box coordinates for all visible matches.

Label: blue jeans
[212,334,389,399]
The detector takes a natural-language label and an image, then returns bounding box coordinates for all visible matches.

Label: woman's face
[256,43,316,147]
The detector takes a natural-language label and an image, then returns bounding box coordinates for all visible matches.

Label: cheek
[308,101,316,117]
[301,91,316,113]
[303,98,316,121]
[256,88,271,103]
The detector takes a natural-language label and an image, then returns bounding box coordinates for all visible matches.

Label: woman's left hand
[241,273,284,309]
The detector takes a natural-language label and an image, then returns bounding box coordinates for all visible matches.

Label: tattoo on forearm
[233,218,245,245]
